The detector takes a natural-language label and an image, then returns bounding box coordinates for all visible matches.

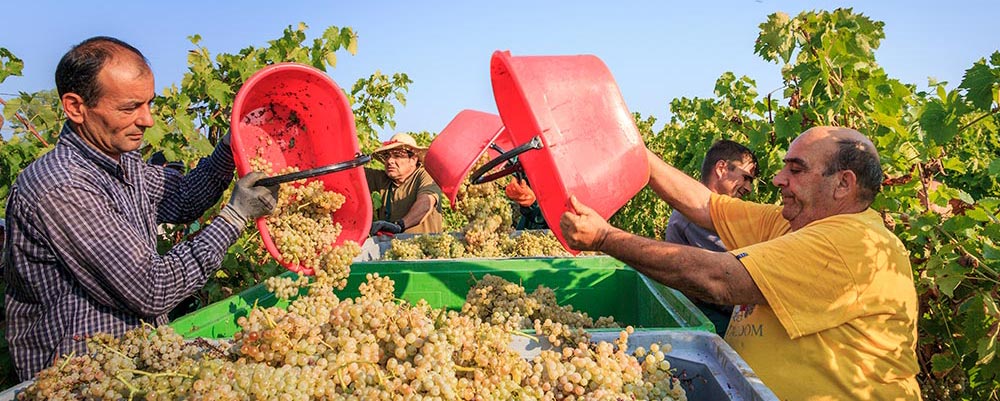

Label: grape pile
[385,155,576,259]
[19,274,685,400]
[250,157,361,293]
[463,274,619,347]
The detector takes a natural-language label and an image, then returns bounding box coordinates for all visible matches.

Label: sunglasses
[375,149,415,162]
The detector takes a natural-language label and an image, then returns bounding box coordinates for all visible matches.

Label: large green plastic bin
[170,256,713,339]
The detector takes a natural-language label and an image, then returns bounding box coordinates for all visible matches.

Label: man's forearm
[597,227,766,306]
[647,149,714,230]
[400,194,436,229]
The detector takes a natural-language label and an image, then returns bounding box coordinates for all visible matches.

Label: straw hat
[373,133,428,161]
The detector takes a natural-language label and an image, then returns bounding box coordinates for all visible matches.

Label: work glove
[505,177,536,207]
[370,220,403,236]
[218,172,279,227]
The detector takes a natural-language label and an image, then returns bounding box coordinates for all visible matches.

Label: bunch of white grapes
[384,153,580,259]
[20,273,685,401]
[463,274,619,346]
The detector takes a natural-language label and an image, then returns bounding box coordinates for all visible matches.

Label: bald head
[798,126,883,204]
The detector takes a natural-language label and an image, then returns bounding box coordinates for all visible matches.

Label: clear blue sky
[2,1,997,139]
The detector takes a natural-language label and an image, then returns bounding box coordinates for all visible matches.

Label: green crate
[170,256,714,338]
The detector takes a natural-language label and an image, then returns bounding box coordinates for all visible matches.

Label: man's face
[771,131,840,230]
[381,148,418,182]
[718,159,757,198]
[75,58,155,159]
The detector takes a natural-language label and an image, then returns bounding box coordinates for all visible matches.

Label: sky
[2,1,998,140]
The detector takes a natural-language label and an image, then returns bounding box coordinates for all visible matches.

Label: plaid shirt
[2,123,242,380]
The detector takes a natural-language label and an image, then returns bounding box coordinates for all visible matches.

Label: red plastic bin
[490,51,649,253]
[230,63,371,274]
[424,110,515,207]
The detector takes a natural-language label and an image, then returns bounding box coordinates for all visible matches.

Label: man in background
[663,140,757,335]
[365,133,443,235]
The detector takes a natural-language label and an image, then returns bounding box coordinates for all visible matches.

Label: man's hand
[218,172,279,226]
[370,220,403,236]
[559,195,614,251]
[505,177,536,207]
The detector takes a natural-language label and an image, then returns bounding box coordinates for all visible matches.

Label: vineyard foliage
[613,9,1000,400]
[1,9,999,399]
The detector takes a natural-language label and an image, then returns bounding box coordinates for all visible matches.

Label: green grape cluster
[383,237,424,260]
[267,172,346,270]
[19,275,684,401]
[510,230,570,257]
[264,274,310,300]
[384,153,578,260]
[463,274,619,346]
[249,159,358,289]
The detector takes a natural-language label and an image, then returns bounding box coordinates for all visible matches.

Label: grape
[19,265,683,401]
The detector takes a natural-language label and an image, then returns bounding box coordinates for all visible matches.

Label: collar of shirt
[58,123,132,184]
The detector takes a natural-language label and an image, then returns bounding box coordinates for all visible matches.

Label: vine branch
[0,96,50,146]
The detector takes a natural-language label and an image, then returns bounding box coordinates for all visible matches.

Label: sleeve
[414,169,442,200]
[709,193,788,249]
[155,142,236,224]
[663,210,686,243]
[729,224,861,338]
[364,167,387,191]
[35,183,242,318]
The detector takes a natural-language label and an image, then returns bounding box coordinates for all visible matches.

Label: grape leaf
[931,352,958,374]
[984,243,1000,260]
[959,55,1000,111]
[920,101,959,145]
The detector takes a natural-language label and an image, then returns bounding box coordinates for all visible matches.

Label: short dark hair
[823,139,883,204]
[55,36,149,107]
[700,140,758,183]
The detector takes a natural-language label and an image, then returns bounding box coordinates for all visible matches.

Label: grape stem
[114,373,141,401]
[508,330,538,342]
[57,351,76,371]
[122,368,193,380]
[92,340,131,361]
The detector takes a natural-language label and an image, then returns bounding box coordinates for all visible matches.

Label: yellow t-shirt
[366,166,443,234]
[710,193,921,400]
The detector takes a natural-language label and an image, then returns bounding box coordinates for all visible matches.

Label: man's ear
[713,159,728,179]
[62,93,86,125]
[834,169,857,200]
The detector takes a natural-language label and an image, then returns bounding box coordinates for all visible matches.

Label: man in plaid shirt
[2,36,279,381]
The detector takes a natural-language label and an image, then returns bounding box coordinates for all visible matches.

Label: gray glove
[370,220,403,236]
[218,172,279,227]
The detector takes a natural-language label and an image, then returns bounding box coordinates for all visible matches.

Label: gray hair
[823,139,882,204]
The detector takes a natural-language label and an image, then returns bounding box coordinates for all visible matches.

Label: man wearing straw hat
[365,133,443,235]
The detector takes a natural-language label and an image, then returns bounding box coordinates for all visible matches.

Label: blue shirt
[2,123,242,380]
[663,209,726,251]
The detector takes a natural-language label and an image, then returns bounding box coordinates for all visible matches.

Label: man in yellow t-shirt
[559,126,921,400]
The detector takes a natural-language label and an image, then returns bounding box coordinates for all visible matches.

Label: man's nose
[137,103,154,128]
[772,173,785,187]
